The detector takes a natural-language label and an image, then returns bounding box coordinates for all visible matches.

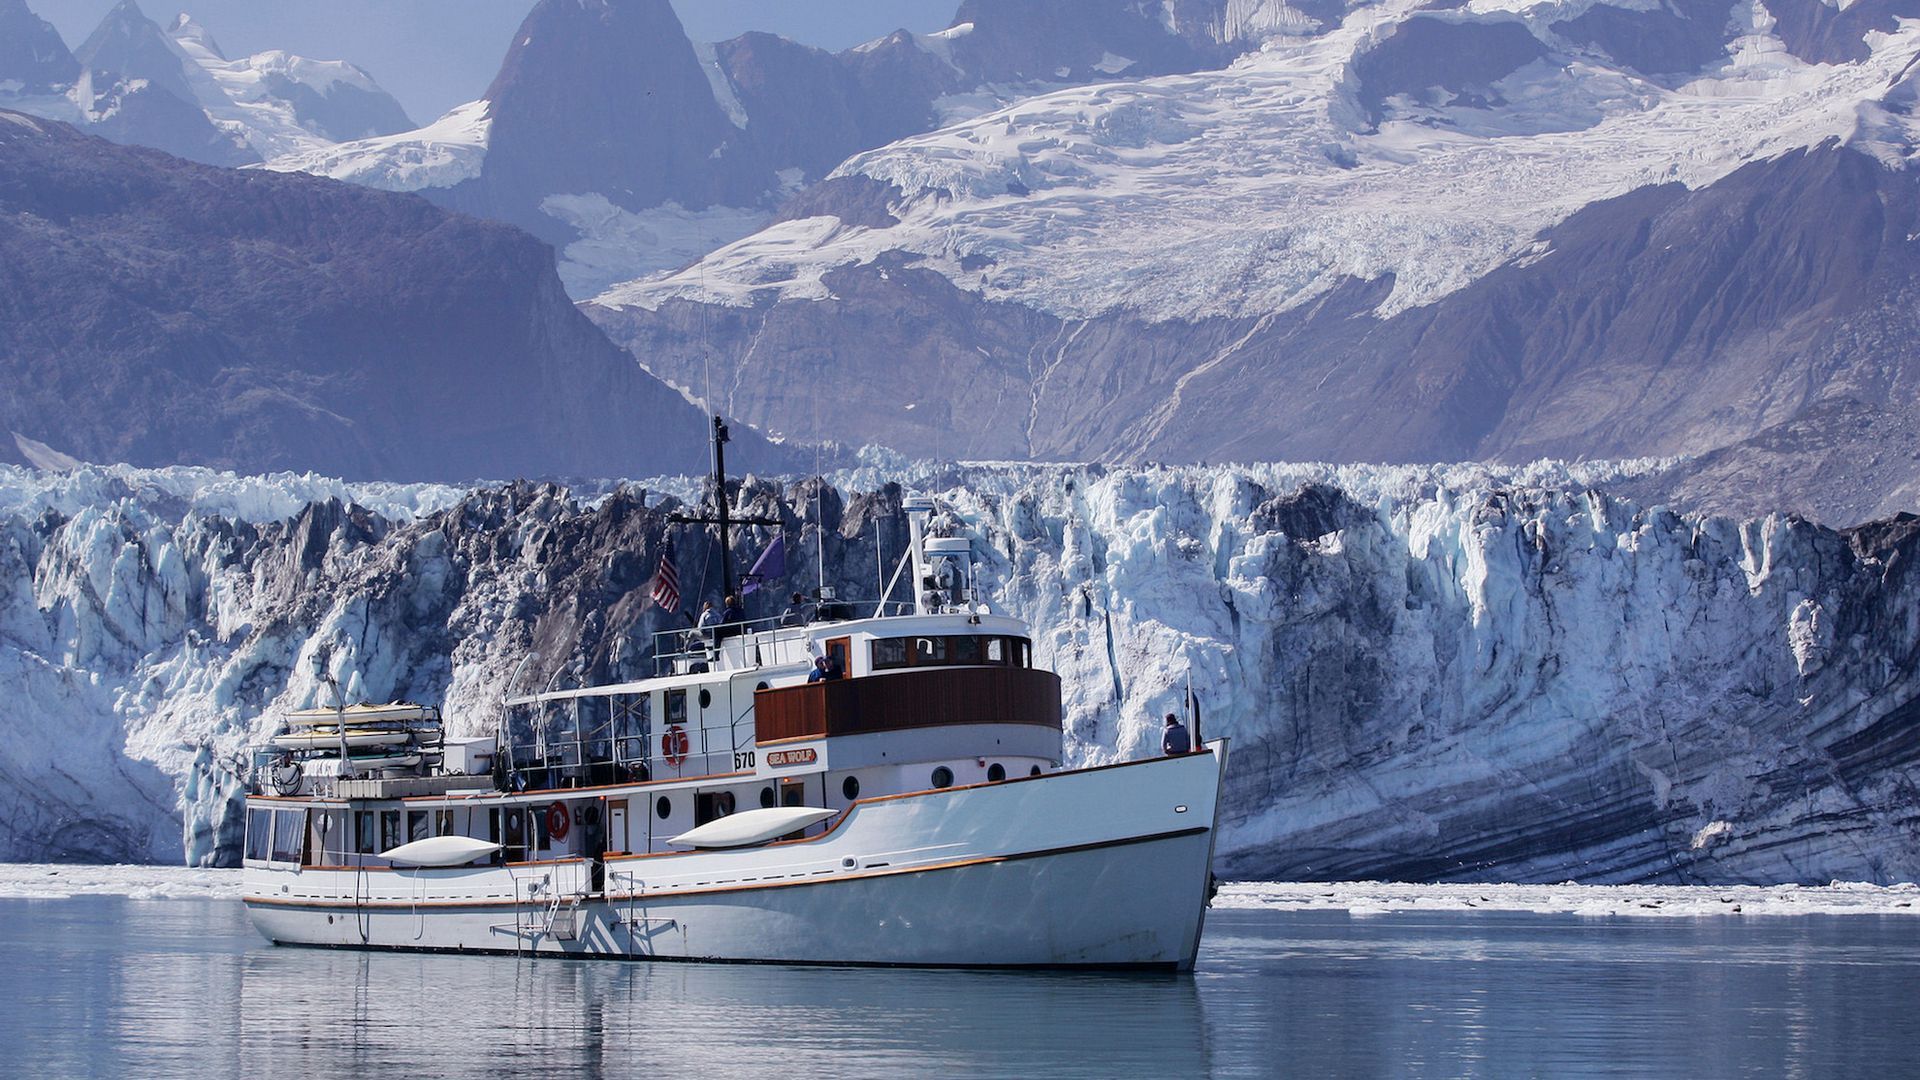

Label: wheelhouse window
[872,638,908,670]
[270,809,307,864]
[870,635,1033,670]
[244,808,271,862]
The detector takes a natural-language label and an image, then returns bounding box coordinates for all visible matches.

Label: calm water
[6,898,1917,1078]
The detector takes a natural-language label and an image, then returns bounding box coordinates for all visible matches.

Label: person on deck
[782,591,813,627]
[717,593,746,642]
[695,600,719,642]
[1162,713,1192,756]
[807,654,843,682]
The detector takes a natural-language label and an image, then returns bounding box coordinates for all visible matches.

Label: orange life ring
[546,801,570,841]
[663,724,689,767]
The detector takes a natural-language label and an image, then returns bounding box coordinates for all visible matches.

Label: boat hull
[244,743,1227,970]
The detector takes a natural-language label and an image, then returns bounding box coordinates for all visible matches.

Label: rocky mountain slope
[0,111,782,481]
[3,458,1917,887]
[585,0,1920,524]
[0,0,412,165]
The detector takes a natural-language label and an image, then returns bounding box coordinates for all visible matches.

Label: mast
[669,414,778,603]
[713,415,735,599]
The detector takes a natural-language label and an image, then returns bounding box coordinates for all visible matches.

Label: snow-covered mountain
[582,0,1920,524]
[263,0,1288,297]
[4,457,1917,887]
[0,0,412,165]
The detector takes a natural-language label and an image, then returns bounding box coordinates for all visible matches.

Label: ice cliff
[2,459,1916,885]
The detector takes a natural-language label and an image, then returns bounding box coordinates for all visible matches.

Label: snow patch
[0,863,241,900]
[11,433,81,471]
[542,194,771,299]
[261,99,492,192]
[693,40,749,129]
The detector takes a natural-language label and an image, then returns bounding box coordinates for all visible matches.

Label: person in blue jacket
[1162,713,1191,755]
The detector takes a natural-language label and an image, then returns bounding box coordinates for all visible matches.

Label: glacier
[1,459,1916,885]
[596,0,1920,323]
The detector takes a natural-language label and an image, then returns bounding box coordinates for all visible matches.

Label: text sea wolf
[768,748,818,768]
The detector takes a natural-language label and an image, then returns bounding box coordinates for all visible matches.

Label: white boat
[241,419,1227,969]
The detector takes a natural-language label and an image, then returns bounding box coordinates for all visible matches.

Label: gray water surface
[6,898,1916,1078]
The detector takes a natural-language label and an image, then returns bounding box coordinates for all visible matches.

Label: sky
[31,0,960,124]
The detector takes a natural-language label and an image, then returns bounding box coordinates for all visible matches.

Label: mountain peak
[76,0,196,104]
[167,12,225,61]
[0,0,79,93]
[478,0,739,218]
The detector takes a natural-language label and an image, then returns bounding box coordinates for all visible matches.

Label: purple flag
[742,533,786,595]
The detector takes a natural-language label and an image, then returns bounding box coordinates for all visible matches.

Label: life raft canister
[663,724,689,767]
[546,801,570,841]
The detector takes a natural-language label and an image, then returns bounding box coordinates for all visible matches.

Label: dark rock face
[0,0,77,92]
[773,175,902,229]
[1349,17,1549,126]
[1553,0,1740,79]
[590,144,1920,523]
[0,113,786,481]
[72,71,254,166]
[443,0,742,240]
[1762,0,1920,63]
[948,0,1229,81]
[714,32,954,184]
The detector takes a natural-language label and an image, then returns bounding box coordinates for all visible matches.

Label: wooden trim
[754,665,1062,743]
[755,721,1058,748]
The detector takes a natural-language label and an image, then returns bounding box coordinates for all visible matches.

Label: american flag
[649,542,681,612]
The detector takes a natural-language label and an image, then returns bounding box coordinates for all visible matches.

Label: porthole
[698,688,712,709]
[760,786,775,808]
[932,766,954,789]
[1030,765,1043,777]
[842,775,860,801]
[987,763,1006,783]
[655,796,671,820]
[756,681,769,692]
